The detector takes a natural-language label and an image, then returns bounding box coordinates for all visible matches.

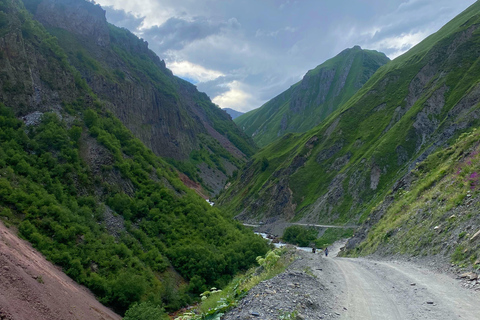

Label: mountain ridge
[218,2,480,268]
[19,0,255,195]
[235,46,390,147]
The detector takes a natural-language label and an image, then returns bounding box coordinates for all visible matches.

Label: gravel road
[223,242,480,320]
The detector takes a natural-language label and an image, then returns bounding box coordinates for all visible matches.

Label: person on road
[325,247,329,257]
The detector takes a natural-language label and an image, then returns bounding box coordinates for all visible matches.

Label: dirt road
[224,243,479,320]
[322,242,479,320]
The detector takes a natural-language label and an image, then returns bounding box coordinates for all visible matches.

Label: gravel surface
[223,241,480,320]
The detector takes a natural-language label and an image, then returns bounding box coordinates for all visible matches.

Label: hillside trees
[0,103,269,314]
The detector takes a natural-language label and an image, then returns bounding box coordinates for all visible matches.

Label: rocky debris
[103,206,126,238]
[21,111,44,127]
[223,252,338,320]
[470,229,480,242]
[459,272,478,281]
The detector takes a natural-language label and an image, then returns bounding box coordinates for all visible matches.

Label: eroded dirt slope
[0,221,121,320]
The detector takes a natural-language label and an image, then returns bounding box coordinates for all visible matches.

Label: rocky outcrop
[3,0,253,194]
[36,0,110,47]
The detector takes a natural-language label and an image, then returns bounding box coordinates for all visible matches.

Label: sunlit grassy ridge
[235,46,389,147]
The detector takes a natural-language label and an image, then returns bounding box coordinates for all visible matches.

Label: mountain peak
[235,46,389,147]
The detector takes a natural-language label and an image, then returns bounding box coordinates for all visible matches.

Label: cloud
[141,16,238,52]
[212,81,257,112]
[103,5,144,32]
[97,0,476,112]
[167,61,224,83]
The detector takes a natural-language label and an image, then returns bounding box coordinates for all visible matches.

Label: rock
[470,230,480,242]
[296,313,306,320]
[3,266,9,271]
[474,259,480,266]
[410,283,416,286]
[426,301,434,305]
[460,272,478,281]
[250,311,260,317]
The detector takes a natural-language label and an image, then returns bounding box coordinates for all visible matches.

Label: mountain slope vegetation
[218,2,480,266]
[235,46,389,147]
[0,0,269,316]
[16,0,256,196]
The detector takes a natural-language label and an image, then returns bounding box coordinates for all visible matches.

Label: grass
[349,129,480,268]
[175,247,297,320]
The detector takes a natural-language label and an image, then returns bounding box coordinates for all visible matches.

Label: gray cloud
[141,16,240,52]
[98,0,476,112]
[103,5,144,32]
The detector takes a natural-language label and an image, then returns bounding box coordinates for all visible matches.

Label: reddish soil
[0,221,121,320]
[178,172,208,199]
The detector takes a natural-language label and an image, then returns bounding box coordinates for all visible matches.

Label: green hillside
[0,0,268,316]
[344,128,480,268]
[18,0,256,196]
[235,46,389,147]
[218,1,480,266]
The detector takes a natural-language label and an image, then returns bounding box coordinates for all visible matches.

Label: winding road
[318,244,480,320]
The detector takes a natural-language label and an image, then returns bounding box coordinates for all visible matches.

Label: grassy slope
[235,47,389,147]
[351,129,480,269]
[0,0,269,316]
[218,2,480,228]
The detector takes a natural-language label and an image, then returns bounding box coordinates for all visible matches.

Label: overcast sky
[95,0,476,113]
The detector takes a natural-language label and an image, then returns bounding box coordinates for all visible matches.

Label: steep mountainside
[16,0,256,195]
[344,129,480,268]
[218,2,480,267]
[235,46,389,147]
[223,108,244,120]
[0,0,268,317]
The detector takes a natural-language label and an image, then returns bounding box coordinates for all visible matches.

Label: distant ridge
[235,46,390,147]
[223,108,244,120]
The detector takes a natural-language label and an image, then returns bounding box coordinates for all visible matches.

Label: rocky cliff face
[6,0,255,195]
[35,0,110,47]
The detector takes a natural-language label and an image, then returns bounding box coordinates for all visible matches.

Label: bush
[124,302,166,320]
[282,225,317,247]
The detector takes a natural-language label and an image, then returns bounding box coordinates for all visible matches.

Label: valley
[0,0,480,319]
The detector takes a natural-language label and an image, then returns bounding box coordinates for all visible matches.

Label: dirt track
[224,242,480,320]
[0,221,121,320]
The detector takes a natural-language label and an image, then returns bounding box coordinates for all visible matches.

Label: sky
[94,0,476,113]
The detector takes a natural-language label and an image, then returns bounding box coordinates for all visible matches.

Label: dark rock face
[3,0,253,193]
[36,0,110,47]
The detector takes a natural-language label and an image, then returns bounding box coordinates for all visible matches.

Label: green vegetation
[282,225,354,248]
[175,247,296,320]
[235,46,389,147]
[282,225,317,247]
[0,103,269,315]
[349,129,480,268]
[218,2,480,235]
[315,228,355,248]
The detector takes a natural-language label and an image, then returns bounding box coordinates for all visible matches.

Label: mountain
[218,2,480,267]
[223,108,244,120]
[0,0,269,316]
[235,46,390,147]
[15,0,256,196]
